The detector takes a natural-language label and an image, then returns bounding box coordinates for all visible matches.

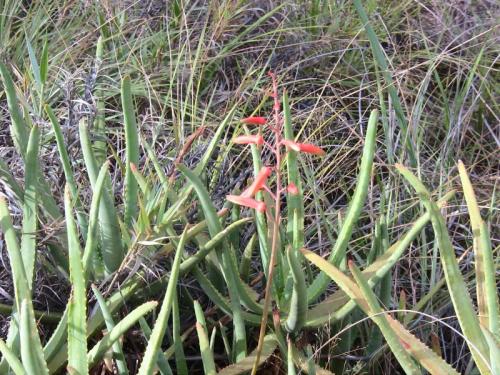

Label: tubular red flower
[281,139,326,156]
[226,195,266,212]
[240,116,267,126]
[287,182,299,195]
[242,166,272,198]
[233,134,264,145]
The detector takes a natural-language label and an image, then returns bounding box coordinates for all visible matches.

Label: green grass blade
[121,76,140,226]
[307,109,378,303]
[351,0,416,165]
[87,301,158,368]
[396,164,491,374]
[194,301,216,375]
[20,125,39,287]
[193,106,236,176]
[458,161,499,336]
[65,186,88,375]
[137,228,187,375]
[91,285,129,375]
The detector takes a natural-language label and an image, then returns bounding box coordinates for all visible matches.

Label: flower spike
[242,166,272,198]
[282,139,325,156]
[233,134,264,145]
[241,116,267,126]
[226,195,266,212]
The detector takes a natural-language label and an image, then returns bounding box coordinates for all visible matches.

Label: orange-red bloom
[241,116,267,126]
[282,139,325,156]
[287,182,299,195]
[226,195,266,212]
[233,134,264,146]
[242,166,272,198]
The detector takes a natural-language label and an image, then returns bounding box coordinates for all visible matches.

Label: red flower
[242,166,272,198]
[282,139,325,156]
[241,116,267,126]
[226,195,266,212]
[233,134,264,145]
[287,182,299,195]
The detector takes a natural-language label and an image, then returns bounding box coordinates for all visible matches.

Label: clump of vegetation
[0,0,498,374]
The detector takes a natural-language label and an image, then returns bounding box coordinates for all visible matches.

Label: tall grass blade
[351,0,416,165]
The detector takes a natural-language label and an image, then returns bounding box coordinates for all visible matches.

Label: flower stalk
[226,72,325,374]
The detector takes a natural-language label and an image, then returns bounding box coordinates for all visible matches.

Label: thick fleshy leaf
[458,161,499,337]
[217,335,278,375]
[396,164,491,374]
[303,249,461,375]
